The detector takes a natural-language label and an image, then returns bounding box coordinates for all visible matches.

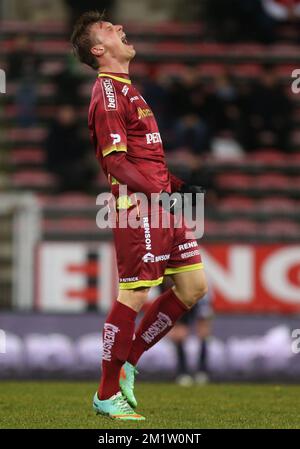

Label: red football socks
[127,288,188,366]
[99,300,137,400]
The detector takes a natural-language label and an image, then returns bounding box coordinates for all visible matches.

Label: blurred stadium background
[0,0,300,383]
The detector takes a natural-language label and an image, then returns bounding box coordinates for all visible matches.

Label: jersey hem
[164,262,204,275]
[119,277,164,290]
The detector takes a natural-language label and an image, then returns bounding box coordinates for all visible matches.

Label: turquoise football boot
[119,361,138,409]
[92,391,145,421]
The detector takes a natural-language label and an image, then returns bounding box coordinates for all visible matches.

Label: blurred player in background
[71,11,208,421]
[170,290,214,386]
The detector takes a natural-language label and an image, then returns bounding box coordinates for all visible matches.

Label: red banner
[35,242,300,314]
[202,244,300,313]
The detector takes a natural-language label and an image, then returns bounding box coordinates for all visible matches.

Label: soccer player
[71,11,208,421]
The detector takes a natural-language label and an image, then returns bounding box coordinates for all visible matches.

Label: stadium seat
[221,219,258,236]
[125,21,202,38]
[218,196,256,213]
[290,152,300,163]
[234,64,262,79]
[48,193,96,208]
[262,220,300,237]
[277,64,297,80]
[256,174,290,190]
[9,148,45,166]
[130,62,150,77]
[291,130,300,146]
[249,149,286,165]
[216,173,253,190]
[232,43,264,56]
[11,170,56,189]
[39,60,65,76]
[38,83,56,97]
[43,217,97,233]
[203,219,222,236]
[33,40,70,55]
[269,43,299,58]
[197,63,226,78]
[258,197,296,213]
[154,42,193,55]
[8,127,47,143]
[156,63,188,79]
[1,20,65,34]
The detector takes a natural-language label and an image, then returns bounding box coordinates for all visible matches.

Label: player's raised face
[90,21,136,64]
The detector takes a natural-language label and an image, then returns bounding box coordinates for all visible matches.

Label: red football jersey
[88,72,171,196]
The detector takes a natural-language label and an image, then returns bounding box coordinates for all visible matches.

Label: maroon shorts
[112,208,203,289]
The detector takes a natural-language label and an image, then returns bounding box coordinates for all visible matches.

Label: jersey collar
[98,73,132,85]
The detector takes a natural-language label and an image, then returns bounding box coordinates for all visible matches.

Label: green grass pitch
[0,381,299,429]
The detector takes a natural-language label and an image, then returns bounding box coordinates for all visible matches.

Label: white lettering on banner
[35,243,300,313]
[261,247,300,304]
[36,243,116,312]
[202,246,254,302]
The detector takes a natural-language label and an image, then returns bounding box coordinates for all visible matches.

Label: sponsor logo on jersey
[181,249,200,259]
[122,85,129,96]
[155,253,170,262]
[142,253,170,263]
[101,78,117,111]
[130,95,139,102]
[141,312,172,344]
[143,217,152,250]
[102,323,120,361]
[137,107,153,119]
[142,252,155,263]
[178,241,198,252]
[146,132,162,144]
[120,276,139,283]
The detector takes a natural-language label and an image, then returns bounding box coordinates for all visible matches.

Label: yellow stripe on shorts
[164,262,204,276]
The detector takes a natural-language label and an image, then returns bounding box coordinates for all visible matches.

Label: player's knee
[184,281,208,308]
[174,287,205,309]
[196,280,208,301]
[132,288,149,304]
[118,287,149,312]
